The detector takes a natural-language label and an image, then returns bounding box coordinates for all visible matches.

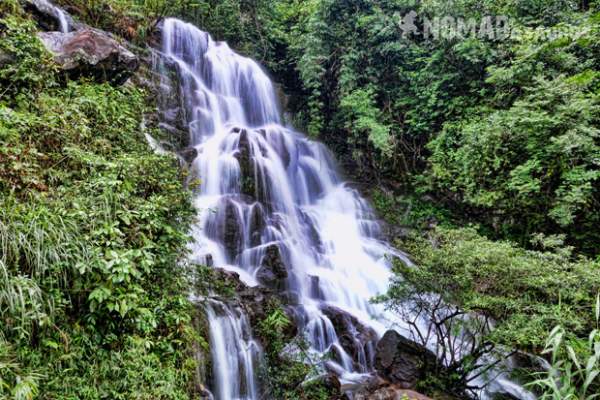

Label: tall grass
[0,196,90,337]
[0,335,43,400]
[529,295,600,399]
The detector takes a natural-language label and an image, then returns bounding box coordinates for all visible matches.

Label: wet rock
[155,57,190,148]
[160,122,189,150]
[239,284,295,336]
[178,147,198,164]
[0,49,13,69]
[205,268,275,327]
[261,244,287,277]
[24,0,73,32]
[248,204,265,247]
[279,290,301,305]
[321,305,378,368]
[211,268,246,292]
[234,129,255,197]
[223,200,242,262]
[190,311,213,399]
[512,350,551,373]
[374,330,440,389]
[309,275,324,300]
[38,28,139,85]
[379,220,413,242]
[299,210,324,253]
[256,244,288,291]
[233,129,273,206]
[146,18,164,49]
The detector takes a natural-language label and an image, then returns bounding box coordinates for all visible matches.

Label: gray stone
[38,28,139,85]
[321,305,378,368]
[374,330,440,389]
[256,244,288,291]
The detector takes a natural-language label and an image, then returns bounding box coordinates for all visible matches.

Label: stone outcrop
[255,244,288,291]
[321,305,378,368]
[234,128,256,197]
[221,198,242,262]
[38,28,139,85]
[178,147,198,165]
[154,57,191,149]
[374,330,440,390]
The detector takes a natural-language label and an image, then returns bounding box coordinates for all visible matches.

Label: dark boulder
[374,330,440,389]
[248,204,265,247]
[255,244,288,291]
[222,200,242,262]
[234,128,256,198]
[178,147,198,165]
[321,305,378,369]
[38,28,139,85]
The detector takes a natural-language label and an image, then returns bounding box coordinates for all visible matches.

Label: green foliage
[0,8,197,399]
[55,0,199,41]
[340,87,392,154]
[419,9,600,254]
[0,337,42,400]
[427,74,600,253]
[384,227,600,350]
[192,265,236,298]
[0,16,56,101]
[371,188,454,229]
[529,299,600,398]
[289,0,497,175]
[257,302,336,400]
[247,0,600,256]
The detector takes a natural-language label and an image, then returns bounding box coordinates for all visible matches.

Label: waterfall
[205,300,262,400]
[156,18,535,400]
[35,0,71,33]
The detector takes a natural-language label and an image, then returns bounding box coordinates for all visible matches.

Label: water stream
[154,16,535,400]
[36,0,70,33]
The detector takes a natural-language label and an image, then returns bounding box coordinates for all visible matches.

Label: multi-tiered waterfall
[156,17,405,398]
[155,17,535,400]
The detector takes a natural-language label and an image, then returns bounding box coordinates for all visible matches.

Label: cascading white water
[36,0,70,33]
[156,18,536,400]
[205,300,262,400]
[158,17,402,386]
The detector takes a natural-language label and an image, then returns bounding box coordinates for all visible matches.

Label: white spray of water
[37,0,70,33]
[157,18,536,400]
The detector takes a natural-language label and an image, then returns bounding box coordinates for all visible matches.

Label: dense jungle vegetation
[1,0,599,398]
